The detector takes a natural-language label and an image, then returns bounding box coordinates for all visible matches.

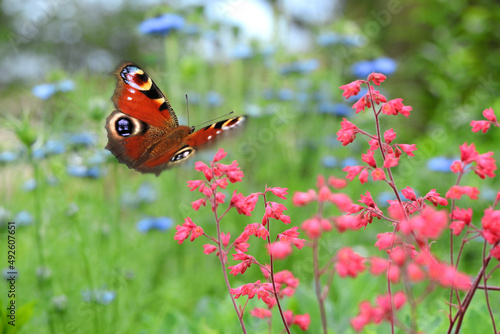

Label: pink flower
[264,202,290,224]
[483,107,497,122]
[470,120,491,133]
[337,118,359,146]
[375,232,398,250]
[358,169,369,184]
[191,198,206,211]
[302,217,332,239]
[268,241,293,259]
[473,151,497,179]
[330,193,353,212]
[407,262,425,282]
[265,186,288,199]
[383,153,399,168]
[243,223,269,240]
[459,142,478,164]
[328,176,348,189]
[250,308,272,319]
[318,186,331,202]
[398,143,417,157]
[482,208,500,244]
[368,87,387,104]
[292,313,311,331]
[371,168,386,181]
[446,185,479,200]
[213,148,227,162]
[336,215,362,231]
[404,207,448,239]
[450,160,463,173]
[228,251,257,275]
[187,179,204,191]
[402,186,417,201]
[230,191,259,216]
[369,257,390,275]
[221,232,231,247]
[381,98,412,117]
[203,244,217,254]
[292,189,316,206]
[491,245,500,261]
[362,149,377,168]
[367,73,387,86]
[278,226,305,249]
[335,247,365,278]
[344,165,365,181]
[174,217,204,244]
[424,189,449,206]
[194,161,212,181]
[218,160,244,183]
[384,128,396,144]
[339,80,362,99]
[353,95,371,113]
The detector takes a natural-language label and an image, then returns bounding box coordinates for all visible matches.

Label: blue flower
[280,59,320,75]
[351,57,397,78]
[82,289,116,305]
[32,80,74,100]
[277,88,294,101]
[262,88,274,100]
[122,182,157,208]
[67,165,105,178]
[32,83,57,100]
[136,217,173,233]
[22,178,37,192]
[341,157,359,168]
[87,149,111,165]
[206,91,223,107]
[317,33,365,47]
[57,80,74,92]
[427,157,455,172]
[14,210,33,226]
[0,151,18,163]
[351,60,375,78]
[317,102,350,116]
[322,156,338,168]
[65,132,97,147]
[231,44,254,59]
[139,14,184,35]
[372,57,397,76]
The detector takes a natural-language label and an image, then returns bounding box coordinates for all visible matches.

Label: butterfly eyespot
[171,147,194,162]
[116,117,134,137]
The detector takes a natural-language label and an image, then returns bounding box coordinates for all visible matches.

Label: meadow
[1,1,500,333]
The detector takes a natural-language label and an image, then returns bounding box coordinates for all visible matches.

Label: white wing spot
[208,135,213,140]
[216,130,222,135]
[127,97,132,100]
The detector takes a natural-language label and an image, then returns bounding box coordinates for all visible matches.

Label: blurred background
[1,0,500,333]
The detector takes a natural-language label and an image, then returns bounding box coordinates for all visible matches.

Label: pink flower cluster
[175,148,309,332]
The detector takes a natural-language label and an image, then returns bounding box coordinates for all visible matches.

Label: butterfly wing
[106,63,189,175]
[106,62,246,176]
[111,63,178,127]
[185,116,246,147]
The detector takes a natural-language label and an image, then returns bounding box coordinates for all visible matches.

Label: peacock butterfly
[105,63,245,175]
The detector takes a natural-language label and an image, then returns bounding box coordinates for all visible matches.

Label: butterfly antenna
[194,111,235,128]
[185,94,190,127]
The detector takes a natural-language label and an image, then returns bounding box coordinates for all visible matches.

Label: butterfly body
[105,63,245,175]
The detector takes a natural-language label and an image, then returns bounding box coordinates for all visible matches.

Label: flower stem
[264,194,291,334]
[313,238,328,334]
[213,187,247,333]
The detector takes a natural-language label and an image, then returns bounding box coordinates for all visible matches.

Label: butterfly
[105,63,245,175]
